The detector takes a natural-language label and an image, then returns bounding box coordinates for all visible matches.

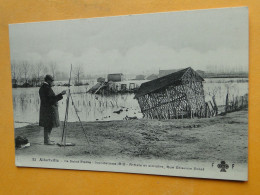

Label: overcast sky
[9,7,248,75]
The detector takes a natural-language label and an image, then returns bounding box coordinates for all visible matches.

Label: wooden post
[225,93,229,113]
[206,103,210,118]
[212,96,218,115]
[235,96,239,110]
[209,101,215,116]
[205,103,208,118]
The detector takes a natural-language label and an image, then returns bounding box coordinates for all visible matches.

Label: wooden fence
[202,93,248,118]
[225,93,248,113]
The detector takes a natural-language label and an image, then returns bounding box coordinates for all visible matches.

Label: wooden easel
[57,64,75,147]
[57,64,90,148]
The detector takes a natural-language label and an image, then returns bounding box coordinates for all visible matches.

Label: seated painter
[39,75,66,145]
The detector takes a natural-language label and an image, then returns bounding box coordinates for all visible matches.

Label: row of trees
[11,61,85,87]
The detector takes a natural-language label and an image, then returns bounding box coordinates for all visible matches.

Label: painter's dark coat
[39,83,63,128]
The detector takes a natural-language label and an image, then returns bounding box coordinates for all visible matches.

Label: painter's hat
[44,75,54,81]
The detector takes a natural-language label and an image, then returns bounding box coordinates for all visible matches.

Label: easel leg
[61,96,70,146]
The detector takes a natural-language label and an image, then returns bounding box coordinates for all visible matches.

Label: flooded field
[12,78,248,128]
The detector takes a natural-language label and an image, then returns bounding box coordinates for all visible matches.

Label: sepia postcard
[10,7,248,181]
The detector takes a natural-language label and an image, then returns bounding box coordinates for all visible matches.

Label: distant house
[135,75,145,80]
[158,69,180,77]
[146,74,158,80]
[134,67,205,119]
[97,77,105,83]
[107,73,124,82]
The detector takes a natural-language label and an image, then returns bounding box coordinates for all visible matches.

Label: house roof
[159,69,180,77]
[134,67,204,98]
[146,74,158,80]
[108,73,123,76]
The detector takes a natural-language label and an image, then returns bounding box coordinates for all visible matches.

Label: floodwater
[12,78,248,128]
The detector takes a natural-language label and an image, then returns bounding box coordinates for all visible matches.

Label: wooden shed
[97,77,105,83]
[134,67,205,119]
[107,73,124,82]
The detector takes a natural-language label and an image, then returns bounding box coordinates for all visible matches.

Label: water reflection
[12,78,248,128]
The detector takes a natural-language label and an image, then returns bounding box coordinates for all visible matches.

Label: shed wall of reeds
[135,67,206,119]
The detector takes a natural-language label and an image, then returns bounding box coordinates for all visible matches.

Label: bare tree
[21,61,30,83]
[16,65,23,84]
[74,65,84,86]
[36,62,43,79]
[11,61,18,87]
[35,62,45,85]
[30,66,38,86]
[49,62,57,79]
[11,61,17,80]
[43,65,49,75]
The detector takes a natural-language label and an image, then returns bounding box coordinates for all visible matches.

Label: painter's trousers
[44,127,52,144]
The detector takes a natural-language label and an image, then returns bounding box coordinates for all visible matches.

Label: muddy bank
[15,110,248,163]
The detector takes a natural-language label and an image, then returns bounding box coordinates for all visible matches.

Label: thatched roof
[134,67,204,98]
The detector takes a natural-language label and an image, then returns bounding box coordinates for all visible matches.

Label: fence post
[205,103,208,118]
[212,96,218,115]
[225,93,229,113]
[209,101,215,116]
